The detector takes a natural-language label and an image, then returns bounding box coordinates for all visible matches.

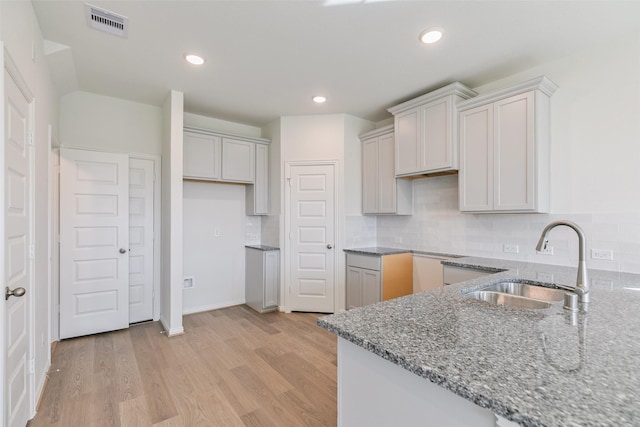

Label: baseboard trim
[159,317,185,337]
[182,299,245,315]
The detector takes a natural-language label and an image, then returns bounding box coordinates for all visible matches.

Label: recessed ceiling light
[313,96,327,103]
[185,54,205,65]
[419,28,443,44]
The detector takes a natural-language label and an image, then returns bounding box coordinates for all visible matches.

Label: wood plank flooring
[28,305,337,427]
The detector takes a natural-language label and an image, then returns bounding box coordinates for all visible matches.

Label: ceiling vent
[85,3,128,38]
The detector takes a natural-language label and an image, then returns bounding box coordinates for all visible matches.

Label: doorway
[285,162,338,313]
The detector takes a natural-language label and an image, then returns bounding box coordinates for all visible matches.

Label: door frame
[129,153,161,321]
[54,149,161,338]
[283,160,343,313]
[1,45,37,424]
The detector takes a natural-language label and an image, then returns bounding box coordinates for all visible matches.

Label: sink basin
[466,291,552,309]
[482,281,566,302]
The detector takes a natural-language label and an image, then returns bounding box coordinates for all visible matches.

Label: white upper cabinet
[458,76,558,213]
[360,125,412,215]
[388,82,477,177]
[184,131,221,180]
[183,127,270,188]
[246,142,269,215]
[222,137,255,183]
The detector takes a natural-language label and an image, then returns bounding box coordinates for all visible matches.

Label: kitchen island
[318,257,640,427]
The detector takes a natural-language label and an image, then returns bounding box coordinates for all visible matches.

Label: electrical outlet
[591,249,613,260]
[538,246,554,255]
[503,244,519,254]
[394,236,403,244]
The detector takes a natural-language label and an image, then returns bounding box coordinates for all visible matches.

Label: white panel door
[288,164,335,313]
[128,158,154,323]
[60,149,129,339]
[3,68,32,427]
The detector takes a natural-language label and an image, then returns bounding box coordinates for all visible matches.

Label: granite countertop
[245,244,280,251]
[345,246,462,258]
[318,256,640,427]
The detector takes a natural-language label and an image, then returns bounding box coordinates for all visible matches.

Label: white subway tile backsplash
[377,174,640,274]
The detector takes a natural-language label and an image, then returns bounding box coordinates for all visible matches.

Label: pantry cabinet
[458,76,558,213]
[388,82,477,177]
[361,125,412,215]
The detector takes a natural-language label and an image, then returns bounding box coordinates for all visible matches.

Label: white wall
[378,30,640,274]
[60,91,162,155]
[184,112,262,138]
[1,0,59,418]
[160,90,184,336]
[183,181,246,313]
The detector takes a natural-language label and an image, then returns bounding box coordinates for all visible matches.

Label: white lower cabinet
[346,266,381,310]
[458,76,558,213]
[346,253,413,309]
[245,247,280,313]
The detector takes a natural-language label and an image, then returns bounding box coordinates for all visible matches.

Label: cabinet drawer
[346,254,381,271]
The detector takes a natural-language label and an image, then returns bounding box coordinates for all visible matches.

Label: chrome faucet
[536,221,589,305]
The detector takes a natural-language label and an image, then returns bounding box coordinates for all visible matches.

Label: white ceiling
[32,0,640,127]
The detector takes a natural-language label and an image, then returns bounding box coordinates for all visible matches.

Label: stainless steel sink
[464,280,570,309]
[466,291,552,309]
[482,281,566,302]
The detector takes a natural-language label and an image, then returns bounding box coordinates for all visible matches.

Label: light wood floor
[28,305,337,426]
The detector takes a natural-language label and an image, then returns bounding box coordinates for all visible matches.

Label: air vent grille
[85,3,128,38]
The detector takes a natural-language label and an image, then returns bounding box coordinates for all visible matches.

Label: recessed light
[313,96,327,103]
[185,54,205,65]
[419,28,443,44]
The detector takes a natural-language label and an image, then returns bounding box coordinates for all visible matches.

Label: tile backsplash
[373,175,640,274]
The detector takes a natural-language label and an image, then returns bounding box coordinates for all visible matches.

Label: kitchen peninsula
[318,257,640,426]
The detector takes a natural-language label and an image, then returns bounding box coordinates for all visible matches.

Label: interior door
[128,158,154,323]
[288,163,336,313]
[59,149,129,339]
[3,67,32,427]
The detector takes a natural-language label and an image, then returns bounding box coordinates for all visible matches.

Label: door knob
[119,248,127,254]
[327,244,333,249]
[5,287,26,301]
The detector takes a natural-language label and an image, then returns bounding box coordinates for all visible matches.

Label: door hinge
[29,359,35,374]
[153,171,156,182]
[28,131,34,146]
[29,244,35,260]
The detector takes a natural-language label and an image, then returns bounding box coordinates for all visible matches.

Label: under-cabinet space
[412,254,452,292]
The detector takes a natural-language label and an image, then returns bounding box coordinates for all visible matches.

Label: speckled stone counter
[344,246,462,258]
[318,256,640,426]
[245,244,279,251]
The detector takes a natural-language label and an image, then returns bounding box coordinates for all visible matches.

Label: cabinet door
[221,138,255,183]
[263,251,279,309]
[361,269,381,306]
[421,97,453,172]
[377,132,397,213]
[346,267,363,310]
[184,132,221,179]
[493,92,535,211]
[459,104,494,212]
[395,108,420,176]
[362,137,379,214]
[247,143,269,215]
